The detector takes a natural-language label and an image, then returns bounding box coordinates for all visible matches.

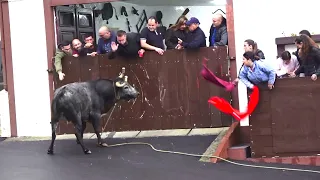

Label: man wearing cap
[178,17,206,49]
[54,41,72,81]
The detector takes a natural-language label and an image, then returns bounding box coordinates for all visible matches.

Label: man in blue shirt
[97,26,116,54]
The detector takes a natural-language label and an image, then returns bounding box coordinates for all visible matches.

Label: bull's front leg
[90,112,107,147]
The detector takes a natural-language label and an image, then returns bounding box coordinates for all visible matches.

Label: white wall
[0,90,11,137]
[8,0,51,136]
[233,0,320,126]
[89,2,226,47]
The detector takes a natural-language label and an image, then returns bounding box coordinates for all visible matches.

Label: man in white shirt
[275,51,300,78]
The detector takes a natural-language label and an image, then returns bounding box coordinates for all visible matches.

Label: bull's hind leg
[74,121,91,154]
[90,112,107,147]
[47,119,58,155]
[76,122,86,144]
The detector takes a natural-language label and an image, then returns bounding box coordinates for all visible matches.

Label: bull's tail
[51,86,67,122]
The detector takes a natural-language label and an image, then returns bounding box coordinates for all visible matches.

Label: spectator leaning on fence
[165,16,189,50]
[109,30,145,59]
[178,17,206,49]
[54,41,72,81]
[209,13,228,46]
[83,34,97,57]
[97,26,117,54]
[72,39,87,57]
[140,16,165,55]
[289,34,320,81]
[275,51,300,78]
[239,51,276,90]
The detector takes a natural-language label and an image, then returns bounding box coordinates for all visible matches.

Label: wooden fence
[53,47,233,134]
[250,78,320,158]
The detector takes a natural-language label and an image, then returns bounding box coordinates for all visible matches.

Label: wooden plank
[79,56,99,81]
[137,54,161,130]
[186,50,201,128]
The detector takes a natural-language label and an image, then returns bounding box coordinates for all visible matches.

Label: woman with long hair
[233,39,265,84]
[243,39,265,59]
[289,34,320,81]
[165,16,188,50]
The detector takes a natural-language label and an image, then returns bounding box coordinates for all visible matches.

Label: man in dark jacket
[209,14,228,46]
[179,17,206,49]
[109,30,145,59]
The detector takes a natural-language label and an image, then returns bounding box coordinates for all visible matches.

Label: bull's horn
[124,76,128,82]
[118,67,126,78]
[115,81,125,87]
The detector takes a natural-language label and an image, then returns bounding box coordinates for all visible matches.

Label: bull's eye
[124,86,129,89]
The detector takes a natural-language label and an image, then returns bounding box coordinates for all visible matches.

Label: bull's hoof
[76,140,80,144]
[97,142,108,147]
[84,149,92,154]
[47,149,54,155]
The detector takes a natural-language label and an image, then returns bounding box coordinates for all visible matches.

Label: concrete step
[227,144,251,160]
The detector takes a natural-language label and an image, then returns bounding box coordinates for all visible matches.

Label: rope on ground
[101,142,320,174]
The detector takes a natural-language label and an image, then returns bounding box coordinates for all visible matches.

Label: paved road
[0,136,319,180]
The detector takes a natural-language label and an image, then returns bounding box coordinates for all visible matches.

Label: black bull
[47,67,139,155]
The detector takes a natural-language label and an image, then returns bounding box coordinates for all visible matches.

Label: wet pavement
[0,135,319,180]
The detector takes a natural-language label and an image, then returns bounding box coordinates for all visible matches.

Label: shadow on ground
[0,135,319,180]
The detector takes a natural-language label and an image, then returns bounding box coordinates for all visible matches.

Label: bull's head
[114,67,139,101]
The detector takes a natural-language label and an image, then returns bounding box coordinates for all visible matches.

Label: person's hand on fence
[154,47,164,55]
[138,49,145,57]
[268,84,274,90]
[311,74,317,81]
[176,44,183,50]
[177,38,183,44]
[111,42,119,52]
[288,72,296,78]
[73,54,79,57]
[58,72,65,81]
[90,52,97,57]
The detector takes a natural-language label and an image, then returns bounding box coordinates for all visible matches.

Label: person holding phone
[165,16,188,50]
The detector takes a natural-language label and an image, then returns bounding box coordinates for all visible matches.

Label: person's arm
[208,25,213,46]
[292,55,300,71]
[213,26,228,46]
[260,63,276,85]
[313,48,320,76]
[165,29,177,49]
[111,31,117,43]
[294,65,304,76]
[108,51,116,59]
[140,28,160,50]
[97,39,102,54]
[181,31,206,49]
[54,51,65,73]
[239,67,254,89]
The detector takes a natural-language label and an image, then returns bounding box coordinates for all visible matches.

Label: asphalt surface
[0,135,319,180]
